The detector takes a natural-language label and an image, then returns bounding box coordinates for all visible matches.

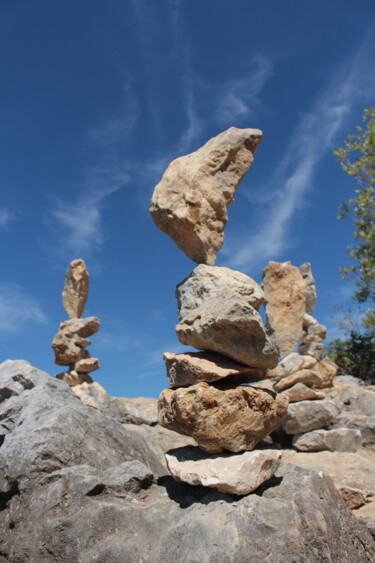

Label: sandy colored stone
[262,261,306,357]
[52,333,90,366]
[74,358,100,374]
[298,340,324,360]
[282,382,325,403]
[338,486,368,509]
[150,127,262,264]
[303,313,318,328]
[275,359,337,392]
[62,259,89,319]
[158,382,289,453]
[303,323,327,343]
[299,262,317,314]
[165,445,282,495]
[59,317,100,338]
[164,351,268,387]
[268,352,305,380]
[56,370,93,387]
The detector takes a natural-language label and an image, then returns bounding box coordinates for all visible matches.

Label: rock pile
[52,259,100,386]
[150,128,289,495]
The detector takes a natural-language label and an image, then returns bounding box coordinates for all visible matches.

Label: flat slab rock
[165,446,282,495]
[158,382,288,453]
[150,127,262,264]
[164,351,268,387]
[293,428,362,452]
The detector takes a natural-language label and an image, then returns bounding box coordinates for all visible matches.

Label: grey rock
[150,127,262,265]
[298,340,325,360]
[282,399,339,435]
[165,446,282,495]
[293,428,362,452]
[299,262,317,314]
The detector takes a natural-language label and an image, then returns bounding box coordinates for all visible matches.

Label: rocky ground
[0,360,374,562]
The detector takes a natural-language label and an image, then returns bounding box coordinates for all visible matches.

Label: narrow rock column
[52,259,101,386]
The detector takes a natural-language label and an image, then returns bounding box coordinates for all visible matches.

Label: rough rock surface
[338,486,368,509]
[262,261,306,357]
[293,428,362,452]
[52,317,100,366]
[56,370,93,386]
[150,127,262,265]
[164,351,268,387]
[299,262,317,314]
[177,264,265,316]
[282,399,339,435]
[74,357,100,373]
[166,446,282,495]
[282,382,325,403]
[298,340,325,360]
[158,382,288,453]
[275,359,338,392]
[62,258,89,318]
[0,360,374,562]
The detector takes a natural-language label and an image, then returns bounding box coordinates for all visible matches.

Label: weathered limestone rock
[299,262,317,314]
[59,317,100,339]
[303,313,318,328]
[164,351,268,387]
[52,317,100,366]
[293,428,362,452]
[282,382,325,403]
[177,264,265,316]
[275,359,338,392]
[262,261,306,357]
[165,446,282,495]
[150,127,262,264]
[298,340,324,360]
[282,400,339,435]
[74,357,100,374]
[158,382,289,453]
[338,486,368,509]
[302,322,327,342]
[62,259,89,318]
[56,370,93,387]
[268,352,305,379]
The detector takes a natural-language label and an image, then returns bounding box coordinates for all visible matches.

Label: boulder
[299,262,317,314]
[165,446,282,495]
[176,264,264,317]
[164,351,268,387]
[292,428,362,452]
[262,261,306,357]
[282,382,325,403]
[62,258,89,319]
[149,127,262,264]
[158,382,288,453]
[282,399,339,435]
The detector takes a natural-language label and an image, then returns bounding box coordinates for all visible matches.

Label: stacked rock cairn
[149,127,289,495]
[52,259,101,387]
[260,261,360,453]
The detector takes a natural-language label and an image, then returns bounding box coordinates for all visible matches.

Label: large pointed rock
[176,266,277,368]
[165,446,282,495]
[62,259,89,318]
[262,261,306,357]
[150,127,262,264]
[158,382,289,453]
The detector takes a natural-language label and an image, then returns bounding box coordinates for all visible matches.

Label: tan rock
[164,351,268,387]
[299,262,317,315]
[268,352,305,380]
[303,323,327,343]
[59,317,100,338]
[262,261,306,357]
[52,332,90,366]
[282,383,325,403]
[74,358,100,374]
[150,127,262,264]
[337,486,367,509]
[62,259,89,318]
[303,313,318,328]
[298,340,324,360]
[56,370,93,387]
[165,446,282,495]
[310,359,338,388]
[275,368,322,392]
[158,382,289,453]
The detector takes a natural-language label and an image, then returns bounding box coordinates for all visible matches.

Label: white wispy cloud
[0,283,47,333]
[223,35,375,273]
[0,208,15,229]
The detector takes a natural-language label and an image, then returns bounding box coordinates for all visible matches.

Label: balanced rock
[59,317,100,339]
[262,261,306,357]
[164,351,267,387]
[74,357,100,374]
[298,340,324,360]
[292,428,362,453]
[158,382,289,453]
[282,382,325,403]
[56,370,93,387]
[165,445,282,495]
[62,259,89,318]
[52,317,100,366]
[299,262,317,314]
[282,400,339,435]
[150,127,262,265]
[275,359,338,392]
[338,486,368,509]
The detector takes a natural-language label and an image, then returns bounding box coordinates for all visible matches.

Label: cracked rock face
[62,259,89,319]
[150,127,262,264]
[158,382,289,453]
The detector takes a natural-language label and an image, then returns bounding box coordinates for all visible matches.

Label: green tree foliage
[334,106,375,328]
[327,108,375,381]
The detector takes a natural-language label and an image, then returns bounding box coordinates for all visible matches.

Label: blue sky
[0,0,374,397]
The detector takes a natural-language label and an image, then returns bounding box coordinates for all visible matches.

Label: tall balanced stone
[150,127,262,265]
[62,259,89,318]
[299,262,317,315]
[262,261,306,358]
